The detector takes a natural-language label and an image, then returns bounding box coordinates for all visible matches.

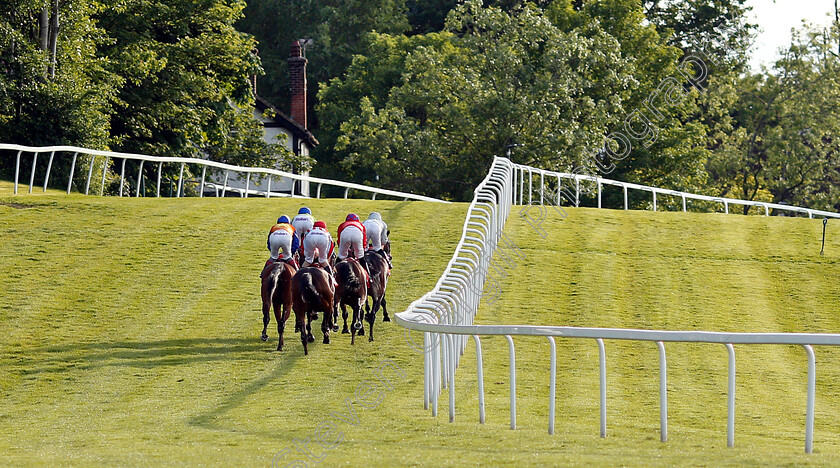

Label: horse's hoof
[331,325,339,332]
[341,327,350,334]
[307,335,315,343]
[261,334,269,342]
[277,345,283,351]
[383,315,391,322]
[323,337,330,344]
[358,328,365,336]
[369,336,374,343]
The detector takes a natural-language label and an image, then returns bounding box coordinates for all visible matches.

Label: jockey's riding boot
[325,263,338,288]
[359,257,373,288]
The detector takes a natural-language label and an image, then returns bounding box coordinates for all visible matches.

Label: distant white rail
[518,165,840,219]
[396,156,840,454]
[3,143,448,203]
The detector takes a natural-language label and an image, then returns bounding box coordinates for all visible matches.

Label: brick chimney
[287,40,308,129]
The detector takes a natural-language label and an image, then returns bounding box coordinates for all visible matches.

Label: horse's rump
[336,260,361,289]
[300,271,321,304]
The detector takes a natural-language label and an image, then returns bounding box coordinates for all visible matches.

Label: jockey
[337,213,367,261]
[363,211,392,269]
[302,220,336,279]
[291,207,315,251]
[337,213,371,283]
[266,215,299,269]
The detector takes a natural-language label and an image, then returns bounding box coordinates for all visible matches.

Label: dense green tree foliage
[0,1,116,148]
[100,0,293,167]
[1,0,837,210]
[1,0,302,185]
[706,23,840,212]
[643,0,755,72]
[322,1,637,199]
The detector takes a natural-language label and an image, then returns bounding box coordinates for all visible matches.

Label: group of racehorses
[259,244,391,355]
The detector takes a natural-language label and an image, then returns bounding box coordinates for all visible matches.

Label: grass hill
[2,182,840,466]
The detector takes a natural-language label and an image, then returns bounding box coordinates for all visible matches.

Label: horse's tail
[344,265,361,290]
[301,272,321,305]
[264,265,281,299]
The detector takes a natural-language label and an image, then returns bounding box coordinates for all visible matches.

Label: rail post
[506,335,516,430]
[598,338,607,438]
[67,152,78,194]
[14,150,22,194]
[547,336,556,435]
[474,335,486,424]
[804,345,815,454]
[657,341,668,442]
[136,160,144,197]
[726,343,736,447]
[29,152,38,194]
[43,150,55,192]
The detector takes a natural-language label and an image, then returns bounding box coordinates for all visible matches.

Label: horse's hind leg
[306,311,315,343]
[365,297,378,324]
[355,299,365,337]
[321,309,331,345]
[276,301,291,351]
[296,311,308,355]
[260,283,271,341]
[382,296,390,322]
[341,303,350,334]
[366,298,380,342]
[350,304,359,345]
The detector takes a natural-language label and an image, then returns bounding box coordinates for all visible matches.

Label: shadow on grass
[3,335,327,439]
[5,336,320,376]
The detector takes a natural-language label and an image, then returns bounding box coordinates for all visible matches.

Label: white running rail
[3,143,448,203]
[396,156,840,454]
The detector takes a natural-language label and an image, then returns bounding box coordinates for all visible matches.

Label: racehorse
[260,260,297,351]
[290,266,335,355]
[363,250,390,342]
[334,257,368,345]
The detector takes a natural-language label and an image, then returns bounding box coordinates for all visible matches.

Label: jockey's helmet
[278,215,291,224]
[298,207,312,215]
[314,220,327,230]
[369,212,382,221]
[346,213,360,222]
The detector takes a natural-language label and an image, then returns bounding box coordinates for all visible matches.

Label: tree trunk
[48,0,60,79]
[39,8,49,51]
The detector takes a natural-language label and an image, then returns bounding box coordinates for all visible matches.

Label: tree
[643,0,756,73]
[547,0,713,197]
[237,0,409,124]
[322,1,634,200]
[0,1,116,148]
[706,22,840,213]
[0,1,118,187]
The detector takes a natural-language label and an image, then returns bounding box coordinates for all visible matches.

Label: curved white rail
[3,143,448,203]
[397,157,840,454]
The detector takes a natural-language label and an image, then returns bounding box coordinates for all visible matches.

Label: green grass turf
[2,183,840,466]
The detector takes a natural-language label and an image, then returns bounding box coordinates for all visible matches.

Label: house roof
[255,96,319,148]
